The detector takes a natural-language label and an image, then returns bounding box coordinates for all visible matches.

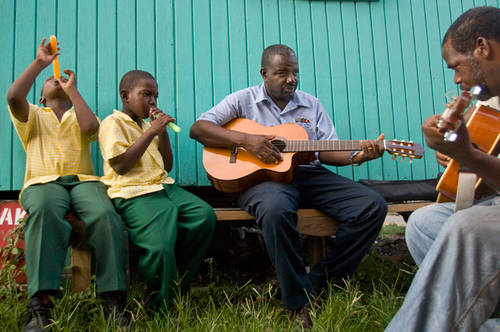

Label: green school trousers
[20,176,129,297]
[112,183,216,307]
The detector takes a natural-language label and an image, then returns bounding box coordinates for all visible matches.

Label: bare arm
[109,109,173,175]
[190,120,282,164]
[58,69,99,135]
[319,134,385,166]
[6,38,56,122]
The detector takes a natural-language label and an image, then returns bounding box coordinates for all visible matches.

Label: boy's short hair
[119,70,155,93]
[261,44,296,68]
[443,6,500,55]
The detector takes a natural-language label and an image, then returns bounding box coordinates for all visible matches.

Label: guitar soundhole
[271,139,286,152]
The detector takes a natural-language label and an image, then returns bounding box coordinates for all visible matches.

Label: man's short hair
[261,44,296,68]
[443,6,500,55]
[119,70,155,93]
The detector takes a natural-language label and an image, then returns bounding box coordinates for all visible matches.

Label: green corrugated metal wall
[1,0,499,191]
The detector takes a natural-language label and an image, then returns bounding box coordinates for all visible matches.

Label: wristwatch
[349,151,362,166]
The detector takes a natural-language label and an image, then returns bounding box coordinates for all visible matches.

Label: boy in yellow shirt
[99,70,216,307]
[7,38,129,332]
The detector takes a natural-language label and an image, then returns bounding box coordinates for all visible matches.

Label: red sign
[0,200,27,284]
[0,201,26,247]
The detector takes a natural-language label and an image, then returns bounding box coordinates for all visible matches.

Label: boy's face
[123,78,158,119]
[40,76,68,103]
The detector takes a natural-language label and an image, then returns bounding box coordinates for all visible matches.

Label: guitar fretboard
[281,140,384,152]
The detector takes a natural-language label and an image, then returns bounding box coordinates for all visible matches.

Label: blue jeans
[237,166,386,310]
[386,195,500,332]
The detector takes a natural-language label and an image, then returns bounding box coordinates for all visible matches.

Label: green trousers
[21,176,129,297]
[113,183,216,307]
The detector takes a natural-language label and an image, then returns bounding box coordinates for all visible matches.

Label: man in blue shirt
[190,44,387,328]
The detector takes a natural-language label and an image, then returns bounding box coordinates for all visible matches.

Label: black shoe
[23,296,54,332]
[101,291,131,327]
[289,305,312,330]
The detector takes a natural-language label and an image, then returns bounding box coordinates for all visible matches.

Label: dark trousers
[237,166,386,310]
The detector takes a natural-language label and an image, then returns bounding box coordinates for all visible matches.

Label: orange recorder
[49,35,61,79]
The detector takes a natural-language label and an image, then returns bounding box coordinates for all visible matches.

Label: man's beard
[469,58,491,100]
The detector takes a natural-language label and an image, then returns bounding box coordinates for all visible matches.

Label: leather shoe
[289,305,312,330]
[101,291,131,327]
[23,296,53,332]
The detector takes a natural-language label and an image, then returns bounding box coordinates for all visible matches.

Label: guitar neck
[282,140,385,152]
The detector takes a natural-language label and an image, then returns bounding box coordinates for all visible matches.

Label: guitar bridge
[230,146,238,163]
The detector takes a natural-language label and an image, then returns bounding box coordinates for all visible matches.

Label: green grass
[0,225,415,331]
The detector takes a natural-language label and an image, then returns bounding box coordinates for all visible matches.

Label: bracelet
[349,151,362,166]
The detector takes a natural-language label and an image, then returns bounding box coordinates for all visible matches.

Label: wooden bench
[69,201,433,292]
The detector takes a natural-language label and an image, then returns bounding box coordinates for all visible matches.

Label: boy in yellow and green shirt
[7,38,129,332]
[98,70,215,307]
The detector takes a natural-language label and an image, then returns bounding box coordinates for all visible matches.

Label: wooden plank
[57,0,77,81]
[214,202,431,221]
[210,0,231,103]
[174,0,196,184]
[0,0,15,190]
[262,0,280,46]
[383,0,412,181]
[294,0,315,96]
[341,3,370,181]
[325,1,350,180]
[96,0,118,176]
[71,247,91,292]
[369,0,399,181]
[156,0,177,181]
[136,0,155,75]
[34,0,57,112]
[228,0,248,92]
[117,0,136,86]
[397,0,424,180]
[193,0,214,186]
[76,0,99,173]
[356,2,384,180]
[245,0,264,86]
[214,208,340,237]
[12,0,36,190]
[278,0,297,50]
[311,1,334,129]
[410,0,440,180]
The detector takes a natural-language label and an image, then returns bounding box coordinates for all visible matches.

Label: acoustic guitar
[203,118,425,193]
[436,103,500,202]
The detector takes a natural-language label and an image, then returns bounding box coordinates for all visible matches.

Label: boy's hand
[56,69,77,93]
[149,108,175,135]
[36,38,59,68]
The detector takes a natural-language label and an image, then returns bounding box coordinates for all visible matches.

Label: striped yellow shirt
[8,103,99,191]
[99,110,174,199]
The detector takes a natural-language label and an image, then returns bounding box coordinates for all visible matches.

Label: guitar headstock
[385,140,424,162]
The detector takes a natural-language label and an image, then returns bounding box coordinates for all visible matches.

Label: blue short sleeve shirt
[198,83,338,142]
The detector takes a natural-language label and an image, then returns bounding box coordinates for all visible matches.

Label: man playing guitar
[386,6,500,332]
[190,44,387,329]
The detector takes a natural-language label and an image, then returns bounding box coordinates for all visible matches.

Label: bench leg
[71,247,91,292]
[307,236,326,268]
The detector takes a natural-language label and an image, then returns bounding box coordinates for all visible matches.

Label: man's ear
[260,67,267,80]
[39,96,46,106]
[474,37,491,59]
